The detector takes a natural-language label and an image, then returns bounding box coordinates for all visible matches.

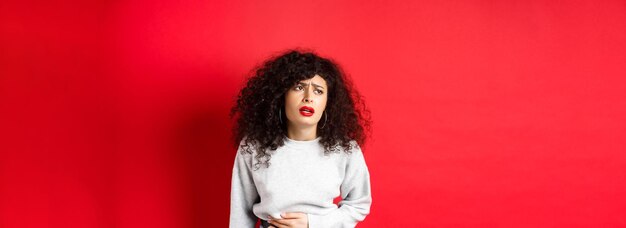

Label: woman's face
[284,75,328,128]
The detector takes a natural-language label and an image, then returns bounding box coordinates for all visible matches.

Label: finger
[268,219,288,228]
[269,218,289,226]
[281,212,304,219]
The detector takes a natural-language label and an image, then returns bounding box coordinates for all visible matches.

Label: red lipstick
[299,106,315,117]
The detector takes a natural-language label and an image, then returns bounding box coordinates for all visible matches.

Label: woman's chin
[289,120,319,128]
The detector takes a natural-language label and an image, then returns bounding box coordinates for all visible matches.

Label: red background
[2,0,625,227]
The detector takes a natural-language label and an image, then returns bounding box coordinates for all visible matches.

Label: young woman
[229,49,372,228]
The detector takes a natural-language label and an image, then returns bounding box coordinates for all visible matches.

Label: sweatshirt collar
[284,135,321,147]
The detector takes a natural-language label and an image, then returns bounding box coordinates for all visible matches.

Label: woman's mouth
[299,106,315,117]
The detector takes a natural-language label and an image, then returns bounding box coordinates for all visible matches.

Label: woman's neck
[286,124,318,141]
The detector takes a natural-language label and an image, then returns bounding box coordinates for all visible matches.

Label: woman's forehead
[298,75,327,86]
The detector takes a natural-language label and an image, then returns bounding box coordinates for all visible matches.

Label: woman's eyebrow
[297,82,325,89]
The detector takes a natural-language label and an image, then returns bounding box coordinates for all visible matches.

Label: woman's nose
[303,89,313,102]
[303,94,312,103]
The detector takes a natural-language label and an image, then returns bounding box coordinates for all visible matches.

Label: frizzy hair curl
[229,48,372,170]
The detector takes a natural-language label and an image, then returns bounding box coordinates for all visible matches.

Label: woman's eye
[315,90,324,94]
[294,85,303,90]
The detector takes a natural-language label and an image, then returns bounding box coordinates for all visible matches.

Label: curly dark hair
[229,48,372,170]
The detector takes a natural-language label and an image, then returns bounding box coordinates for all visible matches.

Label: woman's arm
[230,145,260,228]
[307,145,372,228]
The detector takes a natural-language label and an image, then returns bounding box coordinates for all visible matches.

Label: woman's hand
[268,212,308,228]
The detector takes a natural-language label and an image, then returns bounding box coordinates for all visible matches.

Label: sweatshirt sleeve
[307,145,372,228]
[229,142,260,228]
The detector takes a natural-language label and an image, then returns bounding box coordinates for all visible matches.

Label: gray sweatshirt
[229,136,372,228]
